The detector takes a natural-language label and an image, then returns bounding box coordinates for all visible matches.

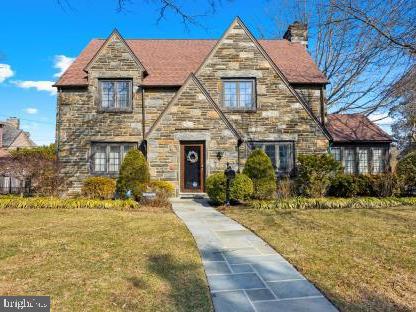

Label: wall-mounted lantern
[216,151,224,161]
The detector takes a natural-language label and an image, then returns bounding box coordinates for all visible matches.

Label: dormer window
[222,79,256,111]
[99,80,132,111]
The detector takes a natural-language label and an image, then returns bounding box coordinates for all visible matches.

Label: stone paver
[171,198,338,312]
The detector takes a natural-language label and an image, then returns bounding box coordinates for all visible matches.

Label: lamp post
[224,162,236,206]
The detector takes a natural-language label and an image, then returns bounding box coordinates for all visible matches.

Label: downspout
[140,86,147,158]
[237,139,243,173]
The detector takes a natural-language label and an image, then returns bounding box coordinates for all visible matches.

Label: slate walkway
[171,198,338,312]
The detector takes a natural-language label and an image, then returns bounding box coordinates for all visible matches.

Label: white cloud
[368,112,394,125]
[24,107,38,114]
[0,63,14,83]
[54,55,75,78]
[13,80,56,95]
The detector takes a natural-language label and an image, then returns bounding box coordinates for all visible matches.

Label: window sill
[222,109,257,113]
[97,108,133,114]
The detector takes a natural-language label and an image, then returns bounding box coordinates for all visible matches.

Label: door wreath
[187,150,199,163]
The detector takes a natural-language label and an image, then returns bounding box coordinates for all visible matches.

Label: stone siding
[143,88,177,133]
[57,34,144,195]
[196,21,329,157]
[147,78,238,193]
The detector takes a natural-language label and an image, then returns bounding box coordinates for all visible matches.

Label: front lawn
[0,208,212,311]
[223,206,416,312]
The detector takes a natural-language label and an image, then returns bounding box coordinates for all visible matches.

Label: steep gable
[194,18,330,151]
[146,74,241,140]
[84,29,146,74]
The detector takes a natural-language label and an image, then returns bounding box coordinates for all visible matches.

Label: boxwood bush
[81,176,116,199]
[206,173,227,204]
[243,149,276,199]
[206,172,254,204]
[230,173,254,201]
[116,149,150,199]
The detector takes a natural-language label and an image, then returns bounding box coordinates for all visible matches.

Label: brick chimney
[6,117,20,129]
[283,21,308,48]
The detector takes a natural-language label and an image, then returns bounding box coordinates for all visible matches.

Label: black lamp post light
[224,162,236,206]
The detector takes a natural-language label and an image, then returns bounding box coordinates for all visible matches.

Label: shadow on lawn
[147,253,212,312]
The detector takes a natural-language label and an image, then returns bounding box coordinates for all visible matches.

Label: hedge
[249,197,416,210]
[0,196,139,210]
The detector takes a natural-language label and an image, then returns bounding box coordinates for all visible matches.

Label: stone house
[0,117,36,193]
[54,17,391,196]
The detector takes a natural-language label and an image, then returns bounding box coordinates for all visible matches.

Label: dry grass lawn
[0,208,212,311]
[223,206,416,312]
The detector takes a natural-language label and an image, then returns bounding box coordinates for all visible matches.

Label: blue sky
[0,0,392,145]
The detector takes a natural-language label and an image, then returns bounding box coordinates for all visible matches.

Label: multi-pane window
[100,80,132,110]
[223,79,255,110]
[358,149,369,174]
[332,146,388,174]
[249,142,294,175]
[344,148,356,174]
[330,148,341,161]
[91,143,136,174]
[372,148,385,173]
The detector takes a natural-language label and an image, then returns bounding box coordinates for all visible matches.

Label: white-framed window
[330,147,341,162]
[99,80,132,110]
[91,143,136,174]
[358,148,369,174]
[344,148,356,174]
[372,148,385,173]
[248,141,294,175]
[222,79,255,110]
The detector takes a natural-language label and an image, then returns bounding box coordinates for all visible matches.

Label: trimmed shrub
[354,174,374,196]
[328,174,358,197]
[148,180,175,197]
[206,173,226,205]
[143,180,176,207]
[296,154,342,197]
[230,173,254,202]
[116,149,150,199]
[396,152,416,195]
[81,176,116,199]
[243,149,276,199]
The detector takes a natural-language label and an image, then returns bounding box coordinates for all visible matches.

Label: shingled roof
[55,39,328,87]
[326,114,392,143]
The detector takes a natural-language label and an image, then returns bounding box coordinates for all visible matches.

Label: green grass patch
[0,209,212,311]
[223,206,416,311]
[249,196,416,210]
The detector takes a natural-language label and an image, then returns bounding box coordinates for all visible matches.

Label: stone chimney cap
[5,117,20,129]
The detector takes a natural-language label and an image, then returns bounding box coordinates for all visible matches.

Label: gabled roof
[1,122,22,147]
[84,29,146,73]
[55,39,328,87]
[326,114,392,143]
[145,73,241,140]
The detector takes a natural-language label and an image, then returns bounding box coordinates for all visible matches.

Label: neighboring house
[0,117,36,193]
[54,17,392,196]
